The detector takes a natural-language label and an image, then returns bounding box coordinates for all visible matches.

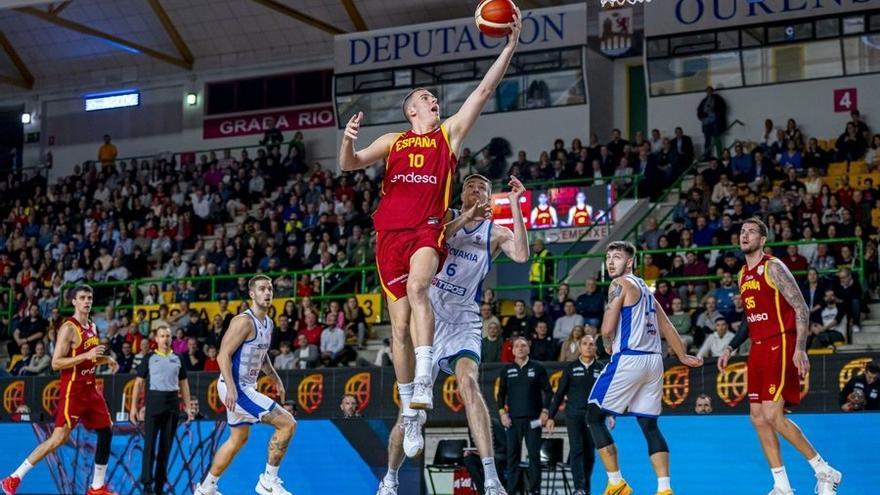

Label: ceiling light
[20,113,31,125]
[186,93,198,106]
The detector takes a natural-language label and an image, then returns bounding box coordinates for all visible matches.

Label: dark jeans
[142,409,180,495]
[565,411,596,493]
[505,418,542,494]
[808,330,845,349]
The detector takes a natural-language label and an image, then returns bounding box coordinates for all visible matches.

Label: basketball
[475,0,517,38]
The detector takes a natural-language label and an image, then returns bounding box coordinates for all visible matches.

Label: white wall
[648,73,880,152]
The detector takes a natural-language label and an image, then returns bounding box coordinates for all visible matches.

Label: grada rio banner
[202,106,336,139]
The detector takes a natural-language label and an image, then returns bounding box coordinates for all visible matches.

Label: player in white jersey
[586,242,702,495]
[376,175,529,495]
[195,275,297,495]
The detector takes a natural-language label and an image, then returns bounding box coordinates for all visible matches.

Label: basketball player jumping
[717,217,842,495]
[194,275,296,495]
[587,242,703,495]
[339,8,521,456]
[376,174,529,495]
[3,285,119,495]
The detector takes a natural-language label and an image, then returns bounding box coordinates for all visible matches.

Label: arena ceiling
[0,0,574,97]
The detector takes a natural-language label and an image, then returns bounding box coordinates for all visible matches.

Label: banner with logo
[2,354,875,423]
[334,4,587,74]
[202,106,336,139]
[645,0,873,37]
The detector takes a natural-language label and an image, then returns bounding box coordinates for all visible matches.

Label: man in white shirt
[320,313,353,367]
[697,318,735,359]
[293,335,319,369]
[273,341,296,370]
[553,301,584,341]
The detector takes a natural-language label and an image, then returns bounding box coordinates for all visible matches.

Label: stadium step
[835,343,876,352]
[857,319,880,332]
[868,303,880,316]
[852,331,880,346]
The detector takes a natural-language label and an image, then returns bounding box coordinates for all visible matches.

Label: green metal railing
[622,160,701,246]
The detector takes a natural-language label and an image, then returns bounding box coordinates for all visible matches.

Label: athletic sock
[414,346,433,381]
[384,467,399,486]
[265,464,279,478]
[482,457,499,483]
[12,460,33,479]
[808,453,827,473]
[91,464,107,489]
[771,466,792,491]
[608,471,623,484]
[398,382,416,417]
[204,472,220,487]
[658,476,671,491]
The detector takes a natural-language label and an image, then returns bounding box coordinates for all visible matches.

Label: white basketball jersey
[613,274,661,354]
[430,213,493,325]
[230,308,273,388]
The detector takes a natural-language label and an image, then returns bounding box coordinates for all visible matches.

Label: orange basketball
[475,0,517,38]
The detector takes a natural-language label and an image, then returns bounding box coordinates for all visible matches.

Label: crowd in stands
[2,97,879,382]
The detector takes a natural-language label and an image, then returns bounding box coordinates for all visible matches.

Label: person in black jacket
[697,86,727,160]
[545,335,612,495]
[497,337,553,495]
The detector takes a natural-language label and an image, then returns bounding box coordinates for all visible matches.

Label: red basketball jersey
[534,206,553,227]
[738,254,796,341]
[572,206,591,226]
[372,124,456,231]
[59,317,100,390]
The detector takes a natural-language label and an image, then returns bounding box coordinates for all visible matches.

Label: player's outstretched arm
[217,315,252,410]
[445,11,521,152]
[338,112,398,171]
[495,176,529,262]
[768,259,811,376]
[656,301,703,367]
[445,202,491,238]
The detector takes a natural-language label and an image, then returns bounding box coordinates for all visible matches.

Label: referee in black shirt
[130,326,193,495]
[497,337,553,495]
[545,335,611,495]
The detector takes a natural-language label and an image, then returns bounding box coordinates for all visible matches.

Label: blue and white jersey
[230,308,273,388]
[430,212,493,326]
[613,274,661,354]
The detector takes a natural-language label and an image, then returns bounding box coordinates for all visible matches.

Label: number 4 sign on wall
[834,88,858,113]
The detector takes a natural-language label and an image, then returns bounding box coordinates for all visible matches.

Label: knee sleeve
[95,427,112,465]
[586,404,614,450]
[637,417,668,455]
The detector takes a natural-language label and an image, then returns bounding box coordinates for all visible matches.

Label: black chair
[519,437,569,494]
[426,439,468,495]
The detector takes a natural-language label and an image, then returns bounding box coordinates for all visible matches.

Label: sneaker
[852,325,861,333]
[815,466,842,495]
[375,480,398,495]
[766,487,793,495]
[255,473,292,495]
[602,480,633,495]
[410,376,433,410]
[193,483,223,495]
[86,486,118,495]
[402,410,427,457]
[484,480,508,495]
[1,476,20,495]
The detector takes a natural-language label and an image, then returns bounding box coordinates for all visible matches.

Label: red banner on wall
[203,106,336,139]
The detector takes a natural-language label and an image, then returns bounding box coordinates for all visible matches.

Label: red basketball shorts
[55,384,112,430]
[747,332,801,406]
[376,227,447,301]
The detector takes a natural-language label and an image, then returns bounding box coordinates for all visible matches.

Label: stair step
[835,343,876,352]
[852,332,880,345]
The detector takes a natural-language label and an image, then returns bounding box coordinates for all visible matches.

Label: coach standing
[497,337,553,495]
[545,335,612,495]
[130,326,193,495]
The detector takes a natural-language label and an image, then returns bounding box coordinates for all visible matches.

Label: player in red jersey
[2,285,119,495]
[530,192,558,229]
[338,7,521,456]
[566,191,593,227]
[717,218,841,495]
